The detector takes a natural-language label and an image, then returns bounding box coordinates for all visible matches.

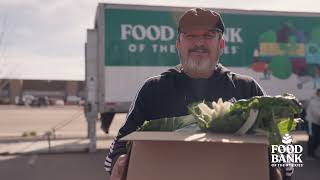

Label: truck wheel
[100,112,115,134]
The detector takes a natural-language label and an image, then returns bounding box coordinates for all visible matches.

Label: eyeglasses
[181,31,221,41]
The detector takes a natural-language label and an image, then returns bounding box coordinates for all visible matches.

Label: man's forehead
[181,26,220,34]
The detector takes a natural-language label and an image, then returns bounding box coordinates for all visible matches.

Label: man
[105,8,284,180]
[307,88,320,159]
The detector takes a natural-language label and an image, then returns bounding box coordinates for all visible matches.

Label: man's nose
[193,36,206,45]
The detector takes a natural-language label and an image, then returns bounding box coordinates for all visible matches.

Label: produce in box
[140,94,303,144]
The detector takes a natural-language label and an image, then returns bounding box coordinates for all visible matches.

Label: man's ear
[219,38,225,55]
[219,38,225,49]
[176,38,180,49]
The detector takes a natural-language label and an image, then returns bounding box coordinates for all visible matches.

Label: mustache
[188,46,209,53]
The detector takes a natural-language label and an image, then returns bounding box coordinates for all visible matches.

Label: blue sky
[1,0,320,80]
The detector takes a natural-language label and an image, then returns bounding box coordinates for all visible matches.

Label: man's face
[176,28,223,73]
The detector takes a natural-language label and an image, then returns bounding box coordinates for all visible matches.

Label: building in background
[0,56,84,105]
[0,79,84,105]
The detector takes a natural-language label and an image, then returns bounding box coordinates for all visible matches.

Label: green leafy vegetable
[139,115,197,131]
[139,94,303,144]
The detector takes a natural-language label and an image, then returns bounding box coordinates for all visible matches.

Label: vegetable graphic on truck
[251,22,320,89]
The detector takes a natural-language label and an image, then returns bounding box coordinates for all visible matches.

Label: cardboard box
[122,132,270,180]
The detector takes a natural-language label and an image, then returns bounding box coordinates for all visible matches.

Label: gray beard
[183,57,216,73]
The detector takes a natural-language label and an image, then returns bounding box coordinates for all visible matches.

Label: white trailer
[85,2,320,151]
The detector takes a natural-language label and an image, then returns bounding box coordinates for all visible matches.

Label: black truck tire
[100,112,115,134]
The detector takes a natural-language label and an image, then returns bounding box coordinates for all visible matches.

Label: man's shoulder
[144,74,167,85]
[217,65,265,96]
[137,69,181,97]
[217,65,257,84]
[144,67,181,85]
[229,72,257,83]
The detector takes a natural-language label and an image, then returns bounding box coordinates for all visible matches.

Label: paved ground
[0,105,125,154]
[0,105,122,180]
[0,105,319,180]
[0,105,125,138]
[0,151,110,180]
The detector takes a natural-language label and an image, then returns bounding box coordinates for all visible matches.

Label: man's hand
[110,154,128,180]
[270,167,283,180]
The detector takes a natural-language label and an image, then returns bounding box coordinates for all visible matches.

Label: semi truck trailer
[85,2,320,151]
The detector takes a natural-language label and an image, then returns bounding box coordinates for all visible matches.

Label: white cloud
[0,54,85,80]
[0,1,97,60]
[0,0,98,80]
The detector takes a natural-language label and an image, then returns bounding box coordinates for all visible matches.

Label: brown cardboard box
[122,132,270,180]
